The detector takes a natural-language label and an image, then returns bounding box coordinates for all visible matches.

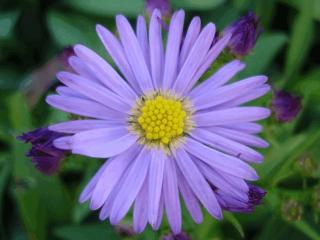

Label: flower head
[272,90,301,122]
[17,128,67,175]
[224,12,261,56]
[45,10,270,234]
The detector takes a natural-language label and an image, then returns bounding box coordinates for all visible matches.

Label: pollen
[137,95,187,144]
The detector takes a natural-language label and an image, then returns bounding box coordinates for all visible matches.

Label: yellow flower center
[129,93,193,147]
[138,96,186,144]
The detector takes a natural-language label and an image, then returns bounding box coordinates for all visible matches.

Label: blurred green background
[0,0,320,239]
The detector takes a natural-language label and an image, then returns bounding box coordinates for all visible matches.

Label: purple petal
[193,107,271,127]
[133,175,149,233]
[184,137,259,180]
[152,193,164,230]
[210,127,269,148]
[136,16,150,69]
[53,136,72,150]
[174,23,216,95]
[216,85,271,109]
[46,95,126,121]
[74,44,137,103]
[149,9,164,89]
[191,128,264,163]
[174,148,222,219]
[96,24,141,93]
[71,127,138,158]
[49,120,123,133]
[79,160,112,203]
[176,168,203,224]
[222,123,263,134]
[178,17,201,69]
[57,72,132,112]
[163,157,181,234]
[185,32,232,94]
[148,148,166,226]
[90,144,140,209]
[68,56,100,83]
[116,15,154,93]
[191,75,267,111]
[196,160,248,202]
[110,147,151,224]
[56,86,88,99]
[162,10,185,90]
[189,60,245,99]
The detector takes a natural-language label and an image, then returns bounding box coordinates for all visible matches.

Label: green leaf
[292,221,320,240]
[54,224,119,240]
[0,154,11,239]
[0,11,19,39]
[64,0,144,17]
[280,0,320,22]
[224,212,245,238]
[237,33,287,78]
[171,0,225,10]
[284,0,314,80]
[47,11,102,53]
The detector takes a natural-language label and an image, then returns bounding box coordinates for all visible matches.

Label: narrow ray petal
[174,147,222,219]
[148,148,166,226]
[163,157,181,234]
[46,95,126,120]
[137,15,150,69]
[185,137,259,180]
[71,128,138,158]
[96,24,141,93]
[110,147,151,224]
[149,9,164,89]
[194,107,271,127]
[134,175,149,233]
[162,10,185,90]
[116,15,154,93]
[174,23,216,95]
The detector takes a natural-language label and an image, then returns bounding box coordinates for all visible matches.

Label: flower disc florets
[130,93,192,146]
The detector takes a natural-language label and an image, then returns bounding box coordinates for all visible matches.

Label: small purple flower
[224,12,261,56]
[162,232,192,240]
[58,46,75,68]
[17,128,67,175]
[272,90,301,122]
[146,0,171,17]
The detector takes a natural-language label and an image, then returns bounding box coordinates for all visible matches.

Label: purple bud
[114,224,135,237]
[224,12,261,56]
[281,199,303,222]
[162,232,192,240]
[17,128,67,175]
[145,0,171,17]
[58,46,75,68]
[216,184,266,213]
[271,90,302,122]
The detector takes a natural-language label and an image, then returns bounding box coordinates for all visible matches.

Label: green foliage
[0,0,319,239]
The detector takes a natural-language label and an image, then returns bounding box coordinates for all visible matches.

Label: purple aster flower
[146,0,171,17]
[17,128,67,175]
[271,90,301,122]
[224,12,261,57]
[46,10,270,234]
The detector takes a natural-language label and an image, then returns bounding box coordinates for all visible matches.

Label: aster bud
[281,199,303,222]
[17,128,67,175]
[271,90,302,122]
[313,185,320,211]
[145,0,171,18]
[58,46,75,68]
[115,224,135,237]
[297,155,317,176]
[224,12,261,57]
[162,231,192,240]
